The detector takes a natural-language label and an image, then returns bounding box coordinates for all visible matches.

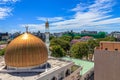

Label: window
[65,69,70,77]
[51,77,57,80]
[115,49,118,51]
[105,48,108,50]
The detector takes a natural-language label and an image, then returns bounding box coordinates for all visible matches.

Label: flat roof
[100,41,120,43]
[62,57,94,75]
[0,57,73,80]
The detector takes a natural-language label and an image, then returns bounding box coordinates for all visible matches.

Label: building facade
[81,30,97,35]
[0,57,82,80]
[110,31,120,41]
[94,41,120,80]
[0,32,9,41]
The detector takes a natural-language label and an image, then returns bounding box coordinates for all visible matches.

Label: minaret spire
[45,19,50,56]
[45,19,49,29]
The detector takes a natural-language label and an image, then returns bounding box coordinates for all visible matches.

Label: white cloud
[50,0,119,32]
[0,0,19,19]
[22,0,119,32]
[0,7,12,19]
[10,29,19,33]
[0,0,19,4]
[93,18,120,25]
[37,17,64,22]
[71,3,88,12]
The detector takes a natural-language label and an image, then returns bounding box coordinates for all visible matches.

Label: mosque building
[0,21,82,80]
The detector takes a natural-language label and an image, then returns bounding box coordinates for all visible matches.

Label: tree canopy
[73,36,81,39]
[50,38,70,51]
[0,48,5,56]
[59,36,72,42]
[70,42,89,59]
[51,45,65,57]
[50,36,55,41]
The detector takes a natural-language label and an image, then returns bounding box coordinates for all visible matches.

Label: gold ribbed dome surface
[5,33,48,68]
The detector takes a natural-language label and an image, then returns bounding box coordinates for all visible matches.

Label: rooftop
[0,57,73,80]
[100,41,120,43]
[62,57,94,75]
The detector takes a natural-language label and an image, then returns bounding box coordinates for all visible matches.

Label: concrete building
[110,31,120,41]
[94,41,120,80]
[0,32,9,41]
[32,31,46,41]
[81,30,97,35]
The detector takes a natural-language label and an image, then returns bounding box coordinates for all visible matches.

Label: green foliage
[50,36,55,41]
[87,39,99,54]
[80,31,107,38]
[69,34,116,59]
[95,36,116,46]
[50,38,70,51]
[0,48,5,56]
[73,36,81,39]
[0,41,7,45]
[63,32,74,38]
[51,45,65,57]
[60,36,72,42]
[63,33,81,39]
[63,31,107,39]
[97,36,116,41]
[97,32,106,38]
[88,39,98,48]
[70,42,89,59]
[87,37,116,54]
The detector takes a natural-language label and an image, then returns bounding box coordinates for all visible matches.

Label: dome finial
[25,25,29,33]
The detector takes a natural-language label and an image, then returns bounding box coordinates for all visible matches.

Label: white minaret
[45,20,50,56]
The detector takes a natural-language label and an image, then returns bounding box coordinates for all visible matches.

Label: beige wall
[100,41,120,51]
[94,50,120,80]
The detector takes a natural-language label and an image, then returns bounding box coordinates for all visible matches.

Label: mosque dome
[5,33,48,68]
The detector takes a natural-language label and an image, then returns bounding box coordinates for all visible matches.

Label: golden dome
[5,33,48,68]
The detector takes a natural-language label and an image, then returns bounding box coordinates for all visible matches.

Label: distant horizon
[0,29,119,34]
[0,0,120,33]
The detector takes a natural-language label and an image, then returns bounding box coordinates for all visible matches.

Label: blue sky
[0,0,120,33]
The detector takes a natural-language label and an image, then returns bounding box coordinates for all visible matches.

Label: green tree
[51,45,65,57]
[103,36,116,41]
[60,36,72,42]
[50,38,70,51]
[87,39,99,54]
[98,32,106,38]
[73,36,81,39]
[50,36,55,41]
[70,42,89,59]
[87,36,115,54]
[96,36,116,46]
[0,48,5,56]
